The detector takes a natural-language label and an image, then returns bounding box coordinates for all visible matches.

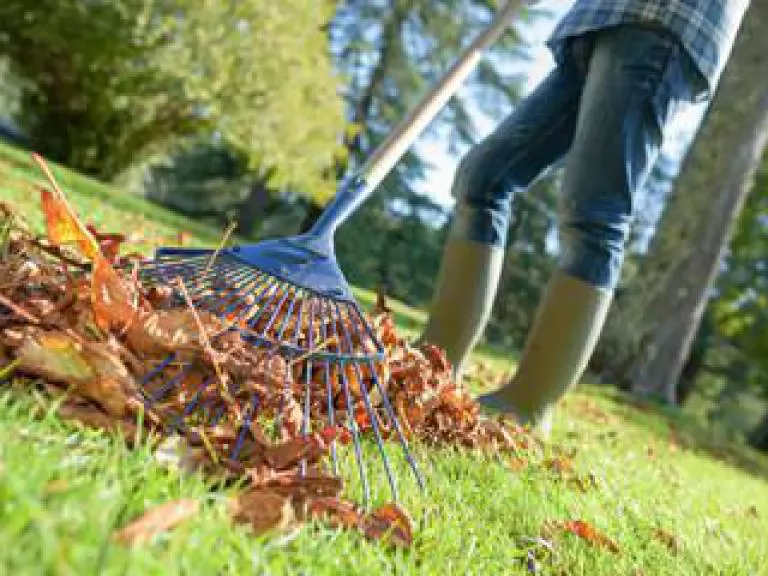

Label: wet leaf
[114,499,200,546]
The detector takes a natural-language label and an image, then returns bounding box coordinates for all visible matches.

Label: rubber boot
[477,271,613,437]
[419,237,505,380]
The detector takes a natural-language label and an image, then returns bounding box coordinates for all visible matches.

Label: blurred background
[0,0,766,450]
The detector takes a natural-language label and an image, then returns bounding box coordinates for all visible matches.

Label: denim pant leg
[558,26,698,290]
[449,58,584,247]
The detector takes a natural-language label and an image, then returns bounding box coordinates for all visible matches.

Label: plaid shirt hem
[547,0,750,99]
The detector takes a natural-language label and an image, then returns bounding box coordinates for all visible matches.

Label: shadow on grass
[589,386,768,483]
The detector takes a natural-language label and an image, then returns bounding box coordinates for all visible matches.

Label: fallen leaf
[92,254,138,331]
[263,436,327,470]
[653,528,681,554]
[14,329,137,417]
[307,496,362,530]
[125,308,222,355]
[114,499,200,546]
[39,185,100,260]
[43,479,70,495]
[509,456,529,472]
[359,503,414,547]
[58,402,138,442]
[544,456,575,475]
[544,520,619,554]
[230,488,295,535]
[14,329,94,383]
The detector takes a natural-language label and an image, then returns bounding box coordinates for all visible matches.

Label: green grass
[2,144,768,575]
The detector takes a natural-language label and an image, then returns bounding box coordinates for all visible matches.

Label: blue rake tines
[136,254,424,506]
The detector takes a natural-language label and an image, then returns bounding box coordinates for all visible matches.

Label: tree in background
[327,0,538,306]
[596,1,768,404]
[0,0,346,207]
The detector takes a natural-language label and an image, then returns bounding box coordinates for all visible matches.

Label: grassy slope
[1,142,767,575]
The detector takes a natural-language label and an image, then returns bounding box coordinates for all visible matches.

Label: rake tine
[230,274,280,328]
[326,298,370,507]
[298,295,313,477]
[260,286,294,338]
[317,298,339,475]
[138,353,178,388]
[231,392,261,461]
[168,375,217,433]
[245,278,284,332]
[192,263,252,307]
[150,363,193,402]
[334,302,399,503]
[216,270,271,321]
[346,307,426,492]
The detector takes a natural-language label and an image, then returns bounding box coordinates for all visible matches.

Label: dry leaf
[125,308,222,355]
[114,499,200,546]
[359,503,414,547]
[38,185,100,260]
[58,402,138,442]
[307,496,362,530]
[230,488,295,535]
[92,254,138,331]
[14,330,94,383]
[653,528,681,554]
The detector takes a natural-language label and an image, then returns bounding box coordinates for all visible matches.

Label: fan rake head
[137,245,424,505]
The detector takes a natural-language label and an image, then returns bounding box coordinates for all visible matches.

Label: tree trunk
[237,177,270,237]
[748,408,768,452]
[608,3,768,403]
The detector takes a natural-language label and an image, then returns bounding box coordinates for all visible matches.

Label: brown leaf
[39,186,100,260]
[58,402,138,443]
[92,254,138,331]
[114,499,200,546]
[263,436,326,470]
[307,496,362,530]
[653,528,681,554]
[359,503,414,548]
[14,329,94,383]
[230,488,295,535]
[125,308,222,355]
[13,329,137,417]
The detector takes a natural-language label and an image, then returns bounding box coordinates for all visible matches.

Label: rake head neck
[224,233,353,302]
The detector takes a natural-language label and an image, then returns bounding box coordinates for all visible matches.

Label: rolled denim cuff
[449,204,509,248]
[558,243,619,290]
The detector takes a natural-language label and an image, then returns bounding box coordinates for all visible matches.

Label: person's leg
[421,56,585,379]
[478,25,700,435]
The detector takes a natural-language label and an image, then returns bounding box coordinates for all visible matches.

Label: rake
[138,1,523,505]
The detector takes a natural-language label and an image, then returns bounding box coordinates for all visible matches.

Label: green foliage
[0,0,346,201]
[710,160,768,398]
[332,0,528,184]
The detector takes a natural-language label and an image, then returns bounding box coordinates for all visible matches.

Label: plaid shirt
[547,0,750,99]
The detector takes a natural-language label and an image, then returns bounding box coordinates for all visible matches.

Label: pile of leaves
[0,155,535,547]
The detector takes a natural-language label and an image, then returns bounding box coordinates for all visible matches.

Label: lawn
[1,142,767,575]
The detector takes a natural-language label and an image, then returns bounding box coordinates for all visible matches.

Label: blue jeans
[450,25,701,289]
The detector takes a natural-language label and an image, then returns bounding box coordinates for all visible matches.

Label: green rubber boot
[419,237,505,380]
[477,271,613,437]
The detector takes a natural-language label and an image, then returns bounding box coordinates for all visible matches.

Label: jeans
[449,25,701,289]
